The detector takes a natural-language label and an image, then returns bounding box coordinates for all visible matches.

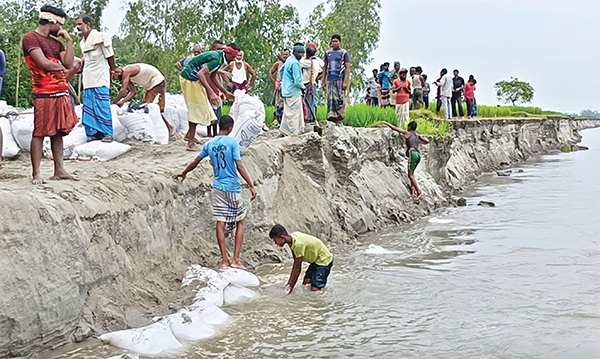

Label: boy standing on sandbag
[269,224,333,293]
[174,115,257,270]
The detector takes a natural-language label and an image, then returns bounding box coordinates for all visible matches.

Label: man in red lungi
[22,4,80,184]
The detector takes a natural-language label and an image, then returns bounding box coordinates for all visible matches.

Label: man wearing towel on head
[76,13,116,142]
[22,5,79,184]
[279,42,305,136]
[179,43,239,151]
[111,63,175,135]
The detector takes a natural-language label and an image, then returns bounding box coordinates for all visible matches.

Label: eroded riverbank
[0,117,597,357]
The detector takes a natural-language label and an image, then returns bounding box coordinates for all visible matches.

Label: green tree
[303,0,381,90]
[494,77,535,106]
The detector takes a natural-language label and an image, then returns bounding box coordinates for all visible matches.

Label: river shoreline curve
[1,117,598,357]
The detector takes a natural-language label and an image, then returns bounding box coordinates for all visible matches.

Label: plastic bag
[1,117,21,158]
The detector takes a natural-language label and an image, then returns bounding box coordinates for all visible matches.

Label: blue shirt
[0,49,6,76]
[280,55,304,97]
[324,48,350,82]
[378,70,391,90]
[199,135,242,193]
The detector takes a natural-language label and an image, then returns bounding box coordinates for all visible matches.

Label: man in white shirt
[76,14,116,142]
[434,68,453,119]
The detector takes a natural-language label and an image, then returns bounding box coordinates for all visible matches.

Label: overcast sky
[103,0,600,113]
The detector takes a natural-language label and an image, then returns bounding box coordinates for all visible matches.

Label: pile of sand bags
[99,265,260,356]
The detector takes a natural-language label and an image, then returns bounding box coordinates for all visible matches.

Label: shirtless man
[112,63,175,135]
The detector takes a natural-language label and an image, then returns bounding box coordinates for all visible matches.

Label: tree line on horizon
[0,0,381,108]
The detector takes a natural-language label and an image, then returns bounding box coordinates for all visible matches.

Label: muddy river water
[52,128,600,359]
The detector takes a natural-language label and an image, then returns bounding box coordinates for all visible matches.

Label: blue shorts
[304,260,333,289]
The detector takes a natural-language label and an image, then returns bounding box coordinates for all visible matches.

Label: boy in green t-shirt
[269,224,333,293]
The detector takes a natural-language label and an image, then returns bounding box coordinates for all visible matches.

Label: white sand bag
[228,111,264,154]
[182,265,229,291]
[189,300,229,326]
[110,105,127,142]
[146,103,169,145]
[223,284,258,305]
[73,141,131,161]
[99,320,183,356]
[11,112,34,151]
[118,113,156,143]
[229,91,265,121]
[106,354,139,359]
[74,104,83,119]
[219,268,260,288]
[176,107,189,134]
[61,125,88,158]
[167,310,216,342]
[195,285,224,306]
[1,117,21,158]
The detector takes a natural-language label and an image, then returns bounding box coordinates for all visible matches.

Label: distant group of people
[268,34,351,135]
[367,63,477,126]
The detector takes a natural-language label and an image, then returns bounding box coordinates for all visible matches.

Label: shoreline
[0,117,598,357]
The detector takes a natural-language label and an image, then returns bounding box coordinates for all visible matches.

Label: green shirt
[180,50,225,81]
[290,232,333,266]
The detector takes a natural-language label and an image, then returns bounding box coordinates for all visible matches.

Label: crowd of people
[0,5,443,289]
[366,62,478,126]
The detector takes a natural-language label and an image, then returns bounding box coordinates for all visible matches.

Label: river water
[53,129,600,359]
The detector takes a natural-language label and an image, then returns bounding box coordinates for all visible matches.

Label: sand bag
[73,141,131,161]
[229,91,265,121]
[146,103,169,145]
[167,310,216,342]
[99,320,183,356]
[1,117,21,158]
[189,300,229,326]
[182,265,229,291]
[110,105,128,142]
[223,284,258,305]
[61,125,88,158]
[11,112,34,151]
[118,112,156,143]
[228,111,264,154]
[106,355,139,359]
[219,268,260,288]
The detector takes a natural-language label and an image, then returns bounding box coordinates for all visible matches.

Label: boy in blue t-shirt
[174,115,257,270]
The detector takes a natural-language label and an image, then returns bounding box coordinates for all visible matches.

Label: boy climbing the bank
[383,121,430,202]
[269,224,333,293]
[174,115,257,270]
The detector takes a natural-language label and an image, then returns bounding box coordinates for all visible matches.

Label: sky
[102,0,600,113]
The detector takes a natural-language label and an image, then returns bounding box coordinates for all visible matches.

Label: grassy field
[221,101,567,137]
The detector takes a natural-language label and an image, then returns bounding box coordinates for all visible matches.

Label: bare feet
[416,192,424,201]
[32,175,46,185]
[186,144,200,152]
[230,261,248,271]
[221,261,231,269]
[101,135,113,143]
[50,170,80,181]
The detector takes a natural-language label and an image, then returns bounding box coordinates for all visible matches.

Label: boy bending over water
[384,121,430,201]
[175,115,257,270]
[269,224,333,293]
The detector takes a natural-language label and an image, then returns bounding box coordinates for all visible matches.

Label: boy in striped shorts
[174,115,257,270]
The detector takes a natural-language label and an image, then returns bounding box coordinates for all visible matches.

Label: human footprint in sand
[174,115,257,270]
[383,121,429,202]
[22,5,80,184]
